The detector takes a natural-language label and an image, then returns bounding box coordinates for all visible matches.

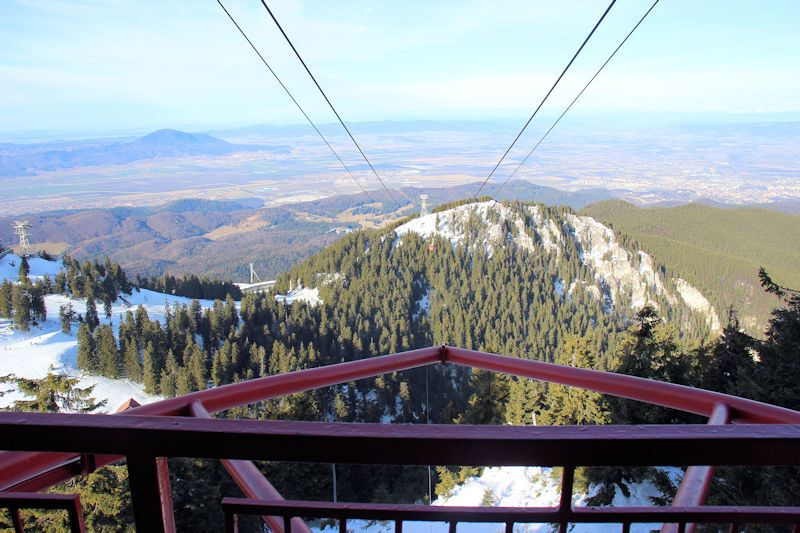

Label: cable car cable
[493,0,660,198]
[216,0,374,202]
[471,0,617,200]
[258,0,399,205]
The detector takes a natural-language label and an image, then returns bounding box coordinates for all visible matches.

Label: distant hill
[0,129,289,176]
[580,200,800,335]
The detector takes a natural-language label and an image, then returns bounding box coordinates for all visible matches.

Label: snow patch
[412,288,431,321]
[0,253,63,284]
[394,201,535,256]
[324,466,684,532]
[275,286,322,306]
[554,279,564,298]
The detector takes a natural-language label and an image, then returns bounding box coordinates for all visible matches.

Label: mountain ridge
[0,129,289,176]
[580,199,800,334]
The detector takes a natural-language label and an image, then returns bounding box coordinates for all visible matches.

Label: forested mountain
[580,200,800,335]
[279,200,719,356]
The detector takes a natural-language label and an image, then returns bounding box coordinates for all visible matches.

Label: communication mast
[12,221,32,256]
[419,194,429,216]
[248,263,262,284]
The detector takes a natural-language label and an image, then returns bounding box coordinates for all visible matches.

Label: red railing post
[188,401,311,533]
[224,509,238,533]
[67,496,86,533]
[10,506,23,533]
[126,455,175,533]
[663,403,731,533]
[558,465,575,533]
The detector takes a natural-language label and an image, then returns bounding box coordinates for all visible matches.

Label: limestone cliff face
[394,201,720,332]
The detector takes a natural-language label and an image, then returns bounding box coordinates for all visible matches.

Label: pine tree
[159,368,176,397]
[122,339,142,382]
[211,350,224,387]
[710,287,800,509]
[505,377,544,425]
[59,303,76,334]
[95,325,119,378]
[0,280,12,318]
[188,345,207,390]
[607,306,695,425]
[701,310,757,397]
[0,371,106,413]
[18,255,30,279]
[539,334,608,426]
[175,368,192,396]
[456,369,508,425]
[29,283,47,326]
[143,341,159,395]
[76,322,97,372]
[757,293,800,411]
[85,296,100,332]
[54,271,67,294]
[11,284,31,331]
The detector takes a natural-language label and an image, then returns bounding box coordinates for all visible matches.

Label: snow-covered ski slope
[0,254,217,412]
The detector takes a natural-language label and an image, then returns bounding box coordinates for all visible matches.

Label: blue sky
[2,0,799,134]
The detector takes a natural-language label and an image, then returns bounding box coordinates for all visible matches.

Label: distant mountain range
[0,129,289,176]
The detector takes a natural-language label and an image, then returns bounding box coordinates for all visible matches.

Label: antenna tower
[12,221,32,256]
[419,194,429,216]
[249,263,262,284]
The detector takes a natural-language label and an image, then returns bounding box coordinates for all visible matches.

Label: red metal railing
[0,492,85,533]
[1,345,799,533]
[221,498,800,533]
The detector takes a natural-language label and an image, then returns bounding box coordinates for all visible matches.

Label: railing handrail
[221,497,800,523]
[0,412,799,467]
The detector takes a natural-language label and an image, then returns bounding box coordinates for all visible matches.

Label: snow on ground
[554,279,564,298]
[412,288,431,321]
[0,283,217,413]
[394,201,535,255]
[275,286,322,306]
[312,466,682,532]
[0,253,62,283]
[395,200,512,254]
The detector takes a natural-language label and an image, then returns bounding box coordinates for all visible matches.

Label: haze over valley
[2,118,798,216]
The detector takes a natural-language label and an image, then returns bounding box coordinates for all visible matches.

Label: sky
[2,0,800,135]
